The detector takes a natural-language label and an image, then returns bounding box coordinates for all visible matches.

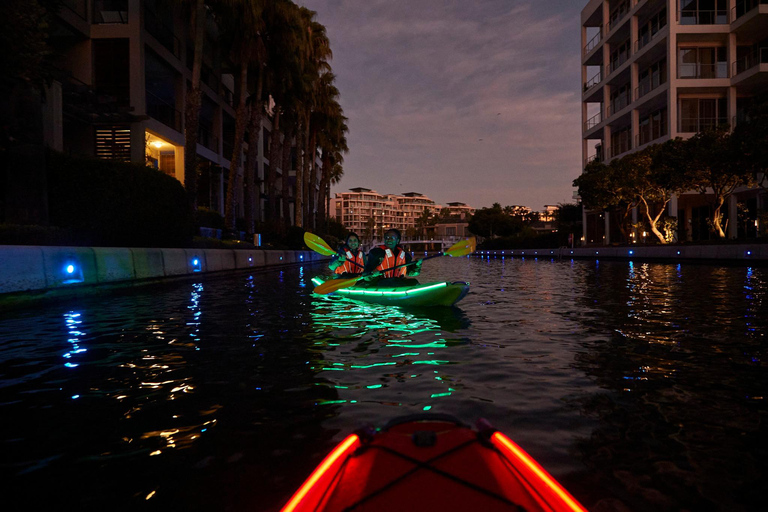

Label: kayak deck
[282,414,587,512]
[311,277,469,307]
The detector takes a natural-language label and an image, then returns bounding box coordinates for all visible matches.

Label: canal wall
[0,245,328,297]
[475,243,768,262]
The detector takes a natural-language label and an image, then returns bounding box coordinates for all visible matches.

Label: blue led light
[193,259,199,266]
[629,250,633,255]
[747,251,752,256]
[66,264,75,274]
[300,255,304,260]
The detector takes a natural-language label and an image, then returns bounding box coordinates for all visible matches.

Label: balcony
[634,78,665,101]
[678,62,728,79]
[146,91,182,132]
[583,70,602,92]
[609,50,631,74]
[145,8,181,59]
[679,116,728,133]
[732,0,768,21]
[679,8,728,25]
[584,111,603,131]
[584,30,602,56]
[199,124,219,153]
[733,47,768,76]
[607,2,631,32]
[93,0,128,24]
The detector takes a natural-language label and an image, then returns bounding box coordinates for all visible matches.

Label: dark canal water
[1,256,766,511]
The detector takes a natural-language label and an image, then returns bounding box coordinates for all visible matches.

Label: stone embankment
[0,246,327,299]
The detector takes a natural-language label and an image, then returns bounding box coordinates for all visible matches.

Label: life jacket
[335,247,365,275]
[375,245,407,278]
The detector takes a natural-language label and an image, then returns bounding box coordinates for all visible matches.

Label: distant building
[331,188,474,238]
[580,0,767,244]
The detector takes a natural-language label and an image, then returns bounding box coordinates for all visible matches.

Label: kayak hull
[281,414,587,512]
[311,277,469,307]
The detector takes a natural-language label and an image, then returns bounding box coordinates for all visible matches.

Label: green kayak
[310,277,470,307]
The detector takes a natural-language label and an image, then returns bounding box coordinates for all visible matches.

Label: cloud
[300,0,583,210]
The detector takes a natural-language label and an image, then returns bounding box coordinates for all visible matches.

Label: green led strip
[311,277,448,297]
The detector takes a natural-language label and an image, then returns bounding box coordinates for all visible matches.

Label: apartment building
[331,188,474,238]
[581,0,767,243]
[47,0,305,224]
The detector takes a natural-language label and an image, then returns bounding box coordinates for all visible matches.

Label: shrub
[47,151,194,247]
[195,207,225,230]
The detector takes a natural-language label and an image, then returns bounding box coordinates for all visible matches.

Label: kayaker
[328,232,366,277]
[360,228,421,286]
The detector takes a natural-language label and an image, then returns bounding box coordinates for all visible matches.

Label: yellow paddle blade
[313,276,362,295]
[444,237,476,257]
[304,232,337,256]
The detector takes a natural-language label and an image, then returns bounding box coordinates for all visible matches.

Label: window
[679,47,727,78]
[680,0,728,25]
[611,126,632,157]
[610,83,631,114]
[610,40,631,72]
[95,126,131,161]
[637,9,666,50]
[638,59,667,98]
[679,98,727,132]
[638,107,668,145]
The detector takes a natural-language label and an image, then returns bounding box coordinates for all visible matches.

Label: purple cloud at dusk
[298,0,584,210]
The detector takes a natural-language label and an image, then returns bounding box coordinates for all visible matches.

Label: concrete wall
[0,246,326,295]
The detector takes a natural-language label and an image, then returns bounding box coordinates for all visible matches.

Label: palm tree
[294,7,332,229]
[316,102,348,229]
[218,0,266,231]
[182,0,208,213]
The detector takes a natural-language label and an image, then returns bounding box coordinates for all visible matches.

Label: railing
[145,8,181,58]
[732,0,768,22]
[733,47,768,76]
[585,111,603,131]
[678,63,729,79]
[608,96,630,116]
[679,9,728,25]
[607,3,630,32]
[93,0,128,24]
[584,30,601,56]
[146,91,182,132]
[679,116,728,133]
[584,70,602,92]
[610,142,632,158]
[61,0,88,20]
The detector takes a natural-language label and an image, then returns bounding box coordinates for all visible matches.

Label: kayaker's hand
[411,260,422,276]
[337,254,346,262]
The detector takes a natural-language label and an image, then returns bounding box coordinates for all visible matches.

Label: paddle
[303,232,365,269]
[313,237,476,295]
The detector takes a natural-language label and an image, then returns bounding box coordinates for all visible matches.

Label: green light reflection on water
[307,276,470,412]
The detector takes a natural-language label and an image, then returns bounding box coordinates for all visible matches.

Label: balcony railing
[679,116,728,133]
[584,71,602,92]
[732,0,768,22]
[145,8,181,58]
[678,63,729,79]
[610,142,632,158]
[635,127,667,147]
[679,9,728,25]
[146,91,182,132]
[584,30,601,56]
[93,0,128,24]
[585,111,603,131]
[733,47,768,76]
[607,3,630,32]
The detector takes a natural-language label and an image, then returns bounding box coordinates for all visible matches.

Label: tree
[219,0,266,231]
[683,128,756,238]
[573,159,638,243]
[182,0,208,214]
[468,204,520,238]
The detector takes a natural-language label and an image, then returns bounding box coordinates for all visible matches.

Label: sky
[298,0,584,212]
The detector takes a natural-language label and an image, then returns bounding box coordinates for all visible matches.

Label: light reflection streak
[63,311,86,369]
[308,287,469,409]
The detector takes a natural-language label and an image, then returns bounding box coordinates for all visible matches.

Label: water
[1,257,766,511]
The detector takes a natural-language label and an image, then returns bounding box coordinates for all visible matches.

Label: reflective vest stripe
[334,249,364,274]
